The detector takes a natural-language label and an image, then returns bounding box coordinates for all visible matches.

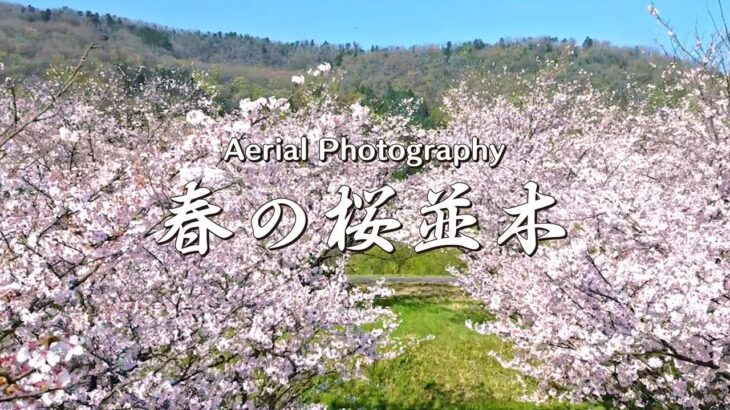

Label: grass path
[348,275,457,284]
[328,247,597,409]
[346,247,463,277]
[313,284,588,410]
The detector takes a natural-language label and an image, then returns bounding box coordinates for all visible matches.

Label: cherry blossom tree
[0,58,408,408]
[3,5,730,407]
[394,49,730,407]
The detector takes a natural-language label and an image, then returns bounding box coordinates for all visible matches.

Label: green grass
[346,245,465,277]
[312,284,589,409]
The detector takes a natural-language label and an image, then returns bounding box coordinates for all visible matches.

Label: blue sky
[21,1,721,49]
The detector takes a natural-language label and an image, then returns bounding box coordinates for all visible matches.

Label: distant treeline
[0,1,678,119]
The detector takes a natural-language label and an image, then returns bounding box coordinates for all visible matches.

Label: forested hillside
[0,1,675,112]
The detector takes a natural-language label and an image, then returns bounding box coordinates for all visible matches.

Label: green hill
[0,1,675,112]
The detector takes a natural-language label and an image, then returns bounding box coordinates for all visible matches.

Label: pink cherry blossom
[0,66,402,408]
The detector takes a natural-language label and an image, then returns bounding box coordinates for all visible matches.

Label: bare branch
[0,43,97,150]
